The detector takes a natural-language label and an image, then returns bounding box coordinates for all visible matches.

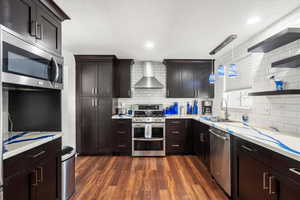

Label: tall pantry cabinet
[75,55,116,155]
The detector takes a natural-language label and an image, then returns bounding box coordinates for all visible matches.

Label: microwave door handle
[53,58,60,82]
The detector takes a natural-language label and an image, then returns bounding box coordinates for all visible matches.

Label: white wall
[61,49,76,148]
[214,7,300,135]
[117,61,210,109]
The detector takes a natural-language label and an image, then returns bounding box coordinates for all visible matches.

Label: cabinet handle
[92,99,94,107]
[36,24,43,40]
[241,145,256,152]
[32,170,38,186]
[118,145,126,148]
[95,99,98,107]
[167,89,170,97]
[31,21,38,37]
[268,176,276,195]
[128,90,131,97]
[263,172,269,190]
[31,150,46,158]
[171,144,180,147]
[289,168,300,176]
[198,90,200,97]
[171,131,180,134]
[37,167,43,183]
[117,131,126,134]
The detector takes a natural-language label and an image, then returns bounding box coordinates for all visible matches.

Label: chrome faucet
[220,97,230,120]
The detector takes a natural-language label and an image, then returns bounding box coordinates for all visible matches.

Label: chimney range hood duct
[134,61,163,89]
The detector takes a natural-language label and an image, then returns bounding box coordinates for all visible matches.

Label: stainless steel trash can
[62,146,76,200]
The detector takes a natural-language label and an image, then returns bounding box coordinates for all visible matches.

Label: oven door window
[133,127,145,138]
[134,141,163,151]
[3,42,50,80]
[152,127,164,138]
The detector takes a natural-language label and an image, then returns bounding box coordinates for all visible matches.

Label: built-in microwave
[0,26,63,89]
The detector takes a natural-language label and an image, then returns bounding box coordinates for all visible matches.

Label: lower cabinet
[166,119,192,155]
[4,138,61,200]
[232,136,300,200]
[192,120,210,169]
[112,119,132,155]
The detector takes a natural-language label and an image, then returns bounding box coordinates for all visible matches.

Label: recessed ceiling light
[144,41,155,50]
[247,16,261,25]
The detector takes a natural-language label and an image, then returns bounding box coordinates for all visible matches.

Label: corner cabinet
[164,59,214,98]
[4,138,62,200]
[0,0,70,55]
[75,55,116,155]
[232,136,300,200]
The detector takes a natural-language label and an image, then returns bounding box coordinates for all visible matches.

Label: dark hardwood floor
[70,156,229,200]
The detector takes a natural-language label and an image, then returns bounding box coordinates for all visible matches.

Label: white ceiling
[55,0,300,60]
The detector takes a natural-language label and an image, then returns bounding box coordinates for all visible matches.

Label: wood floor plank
[70,155,229,200]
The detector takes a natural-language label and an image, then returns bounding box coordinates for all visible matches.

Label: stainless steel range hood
[134,61,163,89]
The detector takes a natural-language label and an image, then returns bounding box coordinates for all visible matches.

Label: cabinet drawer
[113,119,131,126]
[167,127,186,138]
[269,152,300,184]
[236,137,272,165]
[115,138,131,154]
[166,119,186,127]
[167,139,185,154]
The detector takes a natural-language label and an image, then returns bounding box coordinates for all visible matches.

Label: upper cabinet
[164,59,214,98]
[114,59,134,98]
[0,0,70,55]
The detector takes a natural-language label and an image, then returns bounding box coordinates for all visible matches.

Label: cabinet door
[35,158,57,200]
[4,170,32,200]
[193,122,201,157]
[237,147,268,200]
[115,60,132,98]
[194,62,214,98]
[181,64,195,98]
[269,170,300,200]
[97,97,113,154]
[166,63,182,98]
[36,4,61,54]
[0,0,36,40]
[80,97,98,154]
[99,62,113,97]
[79,62,98,97]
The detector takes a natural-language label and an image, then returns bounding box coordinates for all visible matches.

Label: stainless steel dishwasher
[62,146,76,200]
[209,127,231,196]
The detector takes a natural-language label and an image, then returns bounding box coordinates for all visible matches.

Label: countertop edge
[3,134,62,160]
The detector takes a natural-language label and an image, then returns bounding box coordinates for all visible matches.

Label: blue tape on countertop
[5,135,55,145]
[245,123,300,155]
[3,132,29,144]
[226,129,234,134]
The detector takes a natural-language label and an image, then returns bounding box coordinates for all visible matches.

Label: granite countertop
[3,132,62,160]
[112,114,300,161]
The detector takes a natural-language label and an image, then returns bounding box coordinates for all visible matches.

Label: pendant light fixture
[209,59,215,84]
[228,43,238,78]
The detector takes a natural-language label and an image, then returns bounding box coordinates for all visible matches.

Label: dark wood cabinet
[0,0,36,41]
[193,120,210,168]
[36,2,62,54]
[0,0,69,54]
[4,138,61,200]
[75,55,116,155]
[79,62,98,97]
[114,59,133,98]
[164,59,214,98]
[112,119,132,155]
[166,119,192,154]
[232,136,300,200]
[80,97,98,154]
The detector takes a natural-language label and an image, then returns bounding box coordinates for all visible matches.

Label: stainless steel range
[132,104,165,156]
